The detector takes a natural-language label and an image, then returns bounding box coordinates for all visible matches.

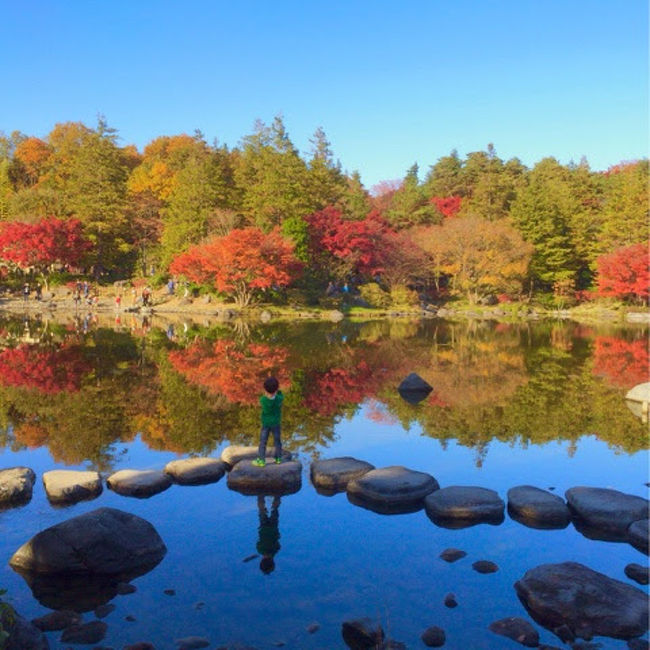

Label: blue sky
[1,0,647,189]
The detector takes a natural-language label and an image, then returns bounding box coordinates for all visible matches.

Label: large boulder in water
[0,467,36,508]
[9,507,167,575]
[565,487,649,540]
[425,486,504,528]
[507,485,570,529]
[514,561,649,641]
[310,457,375,495]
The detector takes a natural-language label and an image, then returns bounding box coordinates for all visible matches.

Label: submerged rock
[220,445,292,467]
[60,620,107,644]
[565,487,649,539]
[488,617,539,647]
[1,606,49,650]
[472,560,499,574]
[227,459,302,496]
[628,519,649,554]
[164,457,226,485]
[175,636,210,649]
[310,457,375,494]
[507,485,570,529]
[425,486,505,528]
[397,372,433,404]
[420,625,446,647]
[625,563,649,585]
[0,466,36,507]
[42,469,102,505]
[347,465,438,514]
[32,609,82,631]
[439,548,467,563]
[515,561,649,640]
[107,469,172,498]
[341,617,385,648]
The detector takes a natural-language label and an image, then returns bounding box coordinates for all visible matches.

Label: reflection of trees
[592,335,649,389]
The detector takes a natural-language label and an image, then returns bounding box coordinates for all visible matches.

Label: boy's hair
[263,376,279,394]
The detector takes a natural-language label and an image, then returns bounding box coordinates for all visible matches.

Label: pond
[0,312,648,649]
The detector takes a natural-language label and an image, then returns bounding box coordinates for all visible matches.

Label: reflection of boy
[257,495,281,574]
[253,376,284,466]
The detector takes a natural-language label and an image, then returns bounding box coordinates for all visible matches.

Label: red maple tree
[430,195,463,218]
[596,242,649,304]
[169,227,302,306]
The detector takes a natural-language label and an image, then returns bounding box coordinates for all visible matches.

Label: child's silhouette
[257,495,281,574]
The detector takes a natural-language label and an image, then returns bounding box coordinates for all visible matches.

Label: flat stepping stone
[164,458,226,485]
[310,457,375,495]
[507,485,570,529]
[628,519,649,554]
[226,460,302,496]
[398,372,433,404]
[107,469,172,497]
[0,466,36,507]
[42,470,102,505]
[515,561,649,641]
[566,487,649,540]
[220,445,292,467]
[440,548,467,563]
[425,486,504,528]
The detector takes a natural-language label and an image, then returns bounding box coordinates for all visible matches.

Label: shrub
[359,282,391,309]
[390,284,419,307]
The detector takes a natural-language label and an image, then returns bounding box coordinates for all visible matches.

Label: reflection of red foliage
[0,344,90,393]
[593,337,649,389]
[168,339,289,405]
[427,392,450,408]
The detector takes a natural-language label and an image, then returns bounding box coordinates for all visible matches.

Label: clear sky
[1,0,647,189]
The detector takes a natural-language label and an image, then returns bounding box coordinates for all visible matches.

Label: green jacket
[260,390,284,427]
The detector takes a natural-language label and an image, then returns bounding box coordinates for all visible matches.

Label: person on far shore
[253,376,284,466]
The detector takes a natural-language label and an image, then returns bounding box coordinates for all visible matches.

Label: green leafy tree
[338,170,371,221]
[384,163,437,228]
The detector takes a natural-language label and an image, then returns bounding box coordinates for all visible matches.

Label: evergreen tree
[385,163,437,227]
[306,126,346,210]
[423,149,464,197]
[338,171,371,221]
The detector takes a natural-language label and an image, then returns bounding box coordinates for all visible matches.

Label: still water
[0,313,647,649]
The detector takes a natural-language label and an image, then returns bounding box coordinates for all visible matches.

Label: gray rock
[1,606,49,650]
[310,457,375,494]
[347,466,438,514]
[472,560,498,574]
[443,593,457,608]
[421,625,446,647]
[488,617,540,647]
[0,466,36,506]
[175,637,210,649]
[124,644,156,650]
[42,470,102,505]
[116,582,137,595]
[106,469,172,498]
[306,622,320,634]
[220,445,292,467]
[565,487,649,539]
[328,309,344,322]
[227,460,302,496]
[60,620,107,644]
[628,639,650,650]
[439,548,467,562]
[397,372,433,404]
[32,609,82,631]
[628,519,649,554]
[507,485,570,529]
[341,617,385,648]
[625,563,649,585]
[425,486,505,527]
[94,603,115,618]
[164,458,226,485]
[10,507,167,575]
[515,561,649,640]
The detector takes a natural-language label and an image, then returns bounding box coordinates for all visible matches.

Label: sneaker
[252,458,266,467]
[274,457,282,464]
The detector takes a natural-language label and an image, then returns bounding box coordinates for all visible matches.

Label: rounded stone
[507,485,570,529]
[346,466,438,513]
[472,560,499,574]
[628,519,649,554]
[31,610,83,631]
[0,466,36,507]
[421,625,446,647]
[489,617,539,648]
[565,487,649,538]
[220,445,292,467]
[227,460,302,496]
[42,469,102,505]
[439,548,467,563]
[425,486,505,528]
[310,457,375,495]
[624,563,649,585]
[515,561,650,641]
[61,620,107,644]
[107,469,172,498]
[164,457,226,485]
[341,617,384,648]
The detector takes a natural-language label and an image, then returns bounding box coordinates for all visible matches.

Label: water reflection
[257,495,281,574]
[0,314,647,470]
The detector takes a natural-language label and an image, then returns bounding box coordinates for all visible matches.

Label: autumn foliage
[170,227,302,305]
[431,195,462,218]
[592,336,649,389]
[596,242,649,304]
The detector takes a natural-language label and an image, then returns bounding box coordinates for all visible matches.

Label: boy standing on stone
[253,376,284,466]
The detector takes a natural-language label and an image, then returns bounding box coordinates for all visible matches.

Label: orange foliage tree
[170,226,302,305]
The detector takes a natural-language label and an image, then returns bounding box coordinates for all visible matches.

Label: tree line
[0,117,647,306]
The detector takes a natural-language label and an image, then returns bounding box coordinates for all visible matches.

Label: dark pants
[258,425,282,459]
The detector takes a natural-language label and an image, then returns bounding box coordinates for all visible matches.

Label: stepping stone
[489,617,539,647]
[566,487,649,540]
[347,466,439,514]
[310,457,375,495]
[515,562,649,641]
[0,466,36,507]
[220,445,292,467]
[32,610,83,631]
[507,485,570,529]
[425,486,505,528]
[398,372,433,404]
[107,469,172,498]
[164,458,226,485]
[226,460,302,496]
[628,519,649,554]
[61,620,107,644]
[625,563,649,585]
[42,470,102,505]
[420,625,446,647]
